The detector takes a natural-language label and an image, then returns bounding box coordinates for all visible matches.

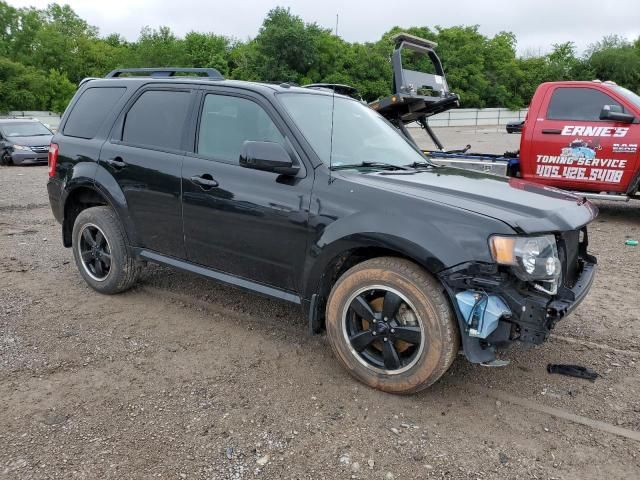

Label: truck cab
[520,81,640,197]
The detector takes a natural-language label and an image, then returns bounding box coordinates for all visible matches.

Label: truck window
[546,87,623,121]
[122,90,191,151]
[63,87,126,139]
[197,94,284,163]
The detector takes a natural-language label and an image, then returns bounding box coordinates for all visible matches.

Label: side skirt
[136,249,301,305]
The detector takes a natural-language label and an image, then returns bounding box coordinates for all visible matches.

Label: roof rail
[105,68,224,80]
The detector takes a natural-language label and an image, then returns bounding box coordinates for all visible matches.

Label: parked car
[47,68,597,394]
[0,118,53,165]
[506,120,524,134]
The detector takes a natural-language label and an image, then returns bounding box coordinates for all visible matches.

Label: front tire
[72,206,140,294]
[0,152,13,166]
[325,257,459,394]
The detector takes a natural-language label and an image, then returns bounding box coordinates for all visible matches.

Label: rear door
[523,86,638,193]
[100,86,196,257]
[181,89,313,293]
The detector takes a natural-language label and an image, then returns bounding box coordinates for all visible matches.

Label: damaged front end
[439,228,597,364]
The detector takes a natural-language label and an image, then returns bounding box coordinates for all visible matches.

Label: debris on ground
[547,364,599,381]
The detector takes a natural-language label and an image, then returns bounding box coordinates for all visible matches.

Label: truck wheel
[325,257,459,394]
[71,206,140,294]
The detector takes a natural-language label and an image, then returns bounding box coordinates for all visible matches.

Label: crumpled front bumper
[439,255,597,363]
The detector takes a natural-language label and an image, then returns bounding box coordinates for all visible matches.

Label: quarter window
[64,87,126,139]
[122,90,191,150]
[547,87,623,121]
[197,94,284,163]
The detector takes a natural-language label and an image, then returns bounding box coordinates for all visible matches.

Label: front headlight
[489,234,561,283]
[12,144,32,151]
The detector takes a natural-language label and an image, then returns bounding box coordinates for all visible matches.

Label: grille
[559,230,580,288]
[30,145,49,153]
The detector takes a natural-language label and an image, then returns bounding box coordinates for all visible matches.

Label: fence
[424,107,528,128]
[4,107,527,132]
[7,111,62,130]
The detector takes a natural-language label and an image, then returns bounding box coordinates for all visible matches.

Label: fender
[301,209,503,302]
[91,164,140,246]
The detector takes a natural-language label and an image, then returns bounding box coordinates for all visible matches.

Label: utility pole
[335,13,339,37]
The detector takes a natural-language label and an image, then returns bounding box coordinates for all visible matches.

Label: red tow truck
[361,34,640,202]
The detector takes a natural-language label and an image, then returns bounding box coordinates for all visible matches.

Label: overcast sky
[7,0,640,55]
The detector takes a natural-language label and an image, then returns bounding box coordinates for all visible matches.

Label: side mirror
[239,141,299,175]
[600,104,635,123]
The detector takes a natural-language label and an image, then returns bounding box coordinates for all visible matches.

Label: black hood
[343,166,597,233]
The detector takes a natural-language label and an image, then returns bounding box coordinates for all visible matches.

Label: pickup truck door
[523,85,638,193]
[181,89,312,294]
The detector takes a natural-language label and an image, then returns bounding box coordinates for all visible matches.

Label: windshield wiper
[406,161,438,169]
[331,161,411,171]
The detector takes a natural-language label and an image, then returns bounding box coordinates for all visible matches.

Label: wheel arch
[62,180,135,248]
[304,233,449,333]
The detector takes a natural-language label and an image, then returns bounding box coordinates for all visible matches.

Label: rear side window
[197,94,284,163]
[547,87,623,121]
[63,87,126,139]
[122,90,192,150]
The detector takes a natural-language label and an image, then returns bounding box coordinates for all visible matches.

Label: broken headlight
[489,235,561,292]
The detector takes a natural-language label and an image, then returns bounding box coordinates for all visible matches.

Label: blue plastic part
[455,291,511,339]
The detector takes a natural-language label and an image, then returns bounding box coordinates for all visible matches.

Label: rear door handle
[541,128,562,135]
[190,174,219,189]
[106,157,126,168]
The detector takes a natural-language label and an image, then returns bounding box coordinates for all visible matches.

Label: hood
[7,135,52,147]
[343,166,597,233]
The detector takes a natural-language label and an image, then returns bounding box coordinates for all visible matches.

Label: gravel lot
[1,128,639,479]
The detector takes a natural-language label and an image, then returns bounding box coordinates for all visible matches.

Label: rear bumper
[47,178,64,224]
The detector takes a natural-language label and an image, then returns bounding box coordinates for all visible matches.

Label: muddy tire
[71,206,140,294]
[326,257,459,394]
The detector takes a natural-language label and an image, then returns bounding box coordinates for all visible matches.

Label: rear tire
[72,206,140,294]
[325,257,459,394]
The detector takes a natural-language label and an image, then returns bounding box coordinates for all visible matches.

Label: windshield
[0,122,52,137]
[278,93,427,168]
[612,86,640,109]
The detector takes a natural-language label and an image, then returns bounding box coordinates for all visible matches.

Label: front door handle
[190,174,219,189]
[106,157,126,169]
[541,128,562,135]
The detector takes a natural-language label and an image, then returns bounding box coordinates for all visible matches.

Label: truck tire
[325,257,459,394]
[71,206,140,294]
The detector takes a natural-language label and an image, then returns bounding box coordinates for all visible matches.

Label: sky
[7,0,640,56]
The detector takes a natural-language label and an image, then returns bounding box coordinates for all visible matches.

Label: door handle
[541,128,562,134]
[106,157,126,169]
[190,174,219,189]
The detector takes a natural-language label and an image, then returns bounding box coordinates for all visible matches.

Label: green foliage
[1,1,639,112]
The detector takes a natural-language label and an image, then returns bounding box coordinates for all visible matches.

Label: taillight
[48,143,59,178]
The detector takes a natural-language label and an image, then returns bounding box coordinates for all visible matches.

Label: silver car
[0,119,53,165]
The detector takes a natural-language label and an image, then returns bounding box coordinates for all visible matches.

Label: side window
[64,87,126,139]
[547,87,623,121]
[122,90,191,150]
[197,94,285,163]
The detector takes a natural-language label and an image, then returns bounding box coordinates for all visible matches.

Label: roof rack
[105,68,224,80]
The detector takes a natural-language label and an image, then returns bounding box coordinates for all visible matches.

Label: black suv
[47,68,597,394]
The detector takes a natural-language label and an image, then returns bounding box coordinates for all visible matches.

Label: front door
[524,86,638,193]
[181,90,312,292]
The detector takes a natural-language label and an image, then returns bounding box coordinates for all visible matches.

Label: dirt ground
[1,128,639,479]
